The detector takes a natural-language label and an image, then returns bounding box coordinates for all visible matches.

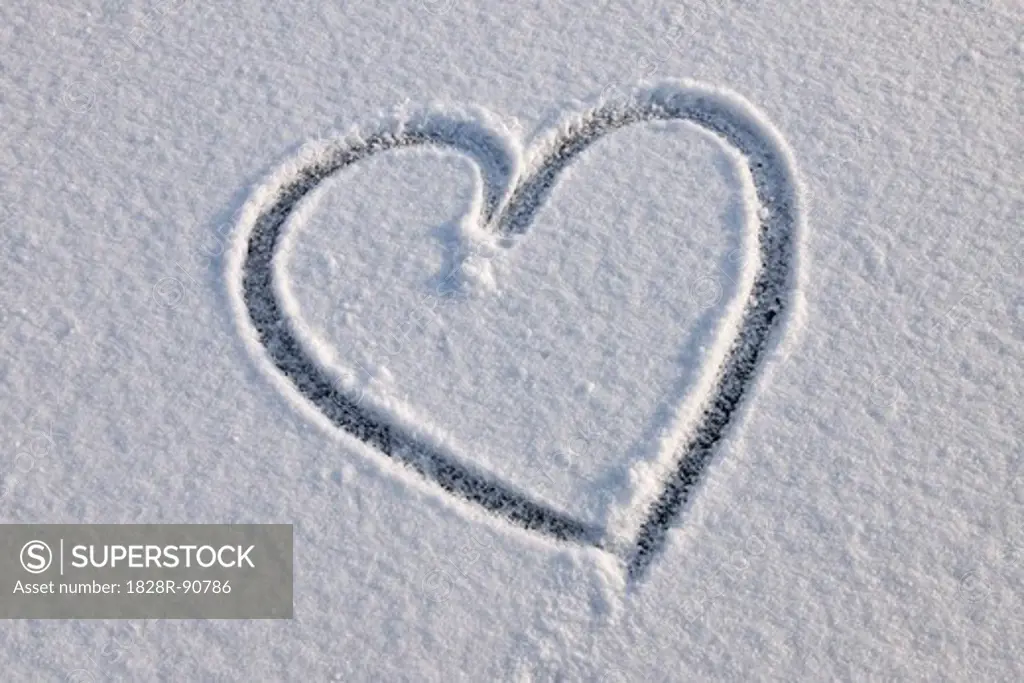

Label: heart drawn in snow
[227,81,803,581]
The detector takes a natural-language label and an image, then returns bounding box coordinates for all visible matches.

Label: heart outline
[227,80,804,581]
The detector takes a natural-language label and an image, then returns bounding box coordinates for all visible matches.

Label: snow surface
[1,0,1022,680]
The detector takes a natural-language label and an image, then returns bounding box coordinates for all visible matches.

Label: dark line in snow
[236,85,800,582]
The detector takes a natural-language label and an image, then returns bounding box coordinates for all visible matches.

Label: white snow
[1,0,1021,680]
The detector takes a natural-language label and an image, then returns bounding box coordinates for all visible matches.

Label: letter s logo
[20,540,52,574]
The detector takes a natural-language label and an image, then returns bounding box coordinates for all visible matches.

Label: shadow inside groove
[238,89,798,582]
